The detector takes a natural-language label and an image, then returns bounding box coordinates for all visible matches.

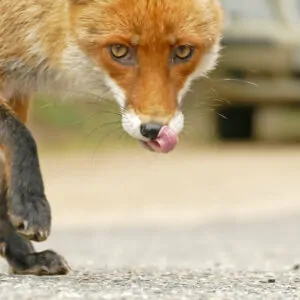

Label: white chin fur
[122,111,146,141]
[169,112,185,135]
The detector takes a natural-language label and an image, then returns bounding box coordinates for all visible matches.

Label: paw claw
[10,250,70,276]
[0,241,6,257]
[23,220,29,231]
[34,230,48,242]
[16,220,29,232]
[8,192,51,242]
[41,266,50,275]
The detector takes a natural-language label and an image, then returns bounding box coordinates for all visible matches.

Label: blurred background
[27,0,300,230]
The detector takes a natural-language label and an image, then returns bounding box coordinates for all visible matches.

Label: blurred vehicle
[206,0,300,139]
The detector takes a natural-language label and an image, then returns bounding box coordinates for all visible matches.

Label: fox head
[66,0,223,151]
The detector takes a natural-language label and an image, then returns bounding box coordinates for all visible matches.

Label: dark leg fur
[0,158,70,276]
[0,102,50,242]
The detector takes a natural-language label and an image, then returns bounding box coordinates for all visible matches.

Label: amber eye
[173,45,194,62]
[110,44,129,59]
[108,44,136,65]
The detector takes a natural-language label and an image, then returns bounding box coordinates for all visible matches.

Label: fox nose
[140,123,163,140]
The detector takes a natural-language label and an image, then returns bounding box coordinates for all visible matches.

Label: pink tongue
[140,126,178,153]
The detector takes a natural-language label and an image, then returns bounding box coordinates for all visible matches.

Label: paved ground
[0,145,300,299]
[1,216,300,299]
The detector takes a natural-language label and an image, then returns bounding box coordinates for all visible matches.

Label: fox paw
[10,250,71,276]
[8,191,51,242]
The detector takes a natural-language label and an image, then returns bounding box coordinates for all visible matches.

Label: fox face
[67,0,223,152]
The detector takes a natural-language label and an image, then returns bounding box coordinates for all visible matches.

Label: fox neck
[1,0,105,98]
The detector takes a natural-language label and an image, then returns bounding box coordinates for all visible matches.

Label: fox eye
[110,44,129,58]
[108,44,135,65]
[173,45,194,63]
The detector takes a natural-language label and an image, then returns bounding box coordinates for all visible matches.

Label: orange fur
[0,1,226,275]
[8,96,30,124]
[71,0,223,120]
[0,0,223,136]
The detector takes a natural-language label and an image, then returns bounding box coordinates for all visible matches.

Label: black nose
[140,123,163,140]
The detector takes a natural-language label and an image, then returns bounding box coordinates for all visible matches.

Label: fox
[0,0,223,275]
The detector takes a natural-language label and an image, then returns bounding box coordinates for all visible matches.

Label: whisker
[217,113,228,120]
[85,120,122,138]
[207,77,258,87]
[66,111,119,127]
[91,126,122,161]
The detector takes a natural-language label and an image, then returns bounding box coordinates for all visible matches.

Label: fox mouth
[121,111,183,154]
[139,126,179,154]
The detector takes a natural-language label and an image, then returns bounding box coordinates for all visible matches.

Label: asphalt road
[1,215,300,299]
[0,146,300,299]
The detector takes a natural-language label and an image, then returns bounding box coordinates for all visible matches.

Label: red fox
[0,0,223,275]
